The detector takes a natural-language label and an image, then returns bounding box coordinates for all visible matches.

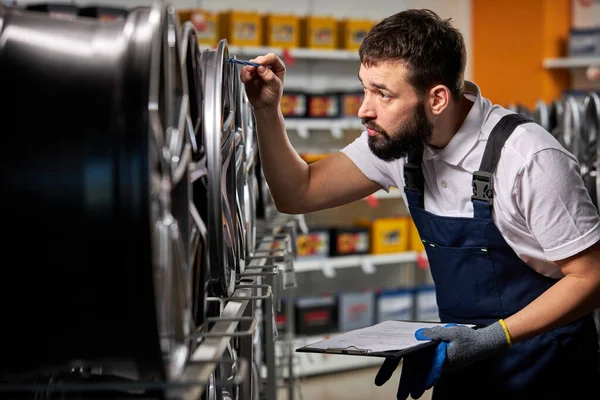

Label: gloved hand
[374,321,511,399]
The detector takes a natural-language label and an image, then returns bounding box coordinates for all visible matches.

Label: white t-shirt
[340,81,600,279]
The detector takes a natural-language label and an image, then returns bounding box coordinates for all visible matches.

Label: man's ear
[428,85,451,115]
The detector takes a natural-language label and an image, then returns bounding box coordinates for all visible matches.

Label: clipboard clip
[325,346,370,356]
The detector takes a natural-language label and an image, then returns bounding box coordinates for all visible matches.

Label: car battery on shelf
[376,288,414,323]
[301,15,337,50]
[338,290,375,332]
[296,229,330,260]
[263,13,300,48]
[339,91,364,118]
[337,19,376,51]
[329,227,369,257]
[415,285,439,322]
[295,295,338,335]
[306,93,340,118]
[219,10,262,47]
[281,91,308,118]
[356,217,410,254]
[568,28,600,57]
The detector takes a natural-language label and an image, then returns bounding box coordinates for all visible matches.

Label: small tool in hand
[228,58,261,67]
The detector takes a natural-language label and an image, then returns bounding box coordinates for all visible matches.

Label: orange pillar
[471,0,571,109]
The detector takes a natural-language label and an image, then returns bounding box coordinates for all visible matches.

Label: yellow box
[338,19,376,50]
[184,9,219,47]
[263,14,300,48]
[356,217,410,254]
[408,218,425,252]
[301,16,337,50]
[220,10,262,47]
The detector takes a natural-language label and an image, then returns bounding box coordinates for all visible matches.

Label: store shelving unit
[294,251,420,274]
[285,118,363,139]
[543,56,600,69]
[168,213,302,400]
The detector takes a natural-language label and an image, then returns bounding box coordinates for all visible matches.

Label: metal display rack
[0,1,302,399]
[0,213,298,400]
[168,212,301,400]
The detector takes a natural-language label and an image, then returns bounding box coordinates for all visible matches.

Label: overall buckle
[471,171,493,205]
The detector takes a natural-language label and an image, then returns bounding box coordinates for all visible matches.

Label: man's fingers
[251,53,286,76]
[409,346,437,399]
[419,326,448,341]
[256,65,279,84]
[397,357,415,400]
[374,357,400,386]
[239,66,255,83]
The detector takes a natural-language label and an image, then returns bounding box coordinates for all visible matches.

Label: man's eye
[380,93,390,100]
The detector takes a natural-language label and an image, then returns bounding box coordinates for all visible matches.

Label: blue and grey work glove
[374,321,512,399]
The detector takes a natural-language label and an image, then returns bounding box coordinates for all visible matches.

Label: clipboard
[295,320,474,359]
[296,339,436,358]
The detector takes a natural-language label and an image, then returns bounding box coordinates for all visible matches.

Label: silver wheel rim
[199,39,237,297]
[179,21,209,337]
[561,96,582,160]
[533,100,550,131]
[148,3,191,381]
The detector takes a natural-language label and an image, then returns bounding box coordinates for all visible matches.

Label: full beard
[365,102,433,162]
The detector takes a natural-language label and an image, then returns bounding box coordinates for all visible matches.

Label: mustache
[362,119,388,136]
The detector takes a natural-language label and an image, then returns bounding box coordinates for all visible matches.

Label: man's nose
[357,94,375,120]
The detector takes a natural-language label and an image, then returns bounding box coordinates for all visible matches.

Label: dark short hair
[359,9,466,101]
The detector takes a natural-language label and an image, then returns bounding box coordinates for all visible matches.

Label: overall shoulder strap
[472,113,534,217]
[404,142,425,208]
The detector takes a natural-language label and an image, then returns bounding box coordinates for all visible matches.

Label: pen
[228,58,261,67]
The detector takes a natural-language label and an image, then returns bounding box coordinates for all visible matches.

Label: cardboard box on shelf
[356,217,410,255]
[263,13,300,48]
[220,10,262,47]
[301,15,338,50]
[338,19,376,51]
[187,9,219,47]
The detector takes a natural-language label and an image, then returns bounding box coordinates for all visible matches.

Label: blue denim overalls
[404,114,599,399]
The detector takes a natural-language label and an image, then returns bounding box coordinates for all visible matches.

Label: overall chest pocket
[422,239,504,323]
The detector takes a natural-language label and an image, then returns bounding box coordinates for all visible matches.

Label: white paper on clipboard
[302,320,471,354]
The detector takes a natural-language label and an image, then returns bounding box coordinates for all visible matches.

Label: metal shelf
[285,118,363,139]
[294,251,420,275]
[171,273,267,400]
[170,213,301,400]
[228,46,360,62]
[543,56,600,69]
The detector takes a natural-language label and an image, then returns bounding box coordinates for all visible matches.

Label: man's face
[358,62,433,162]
